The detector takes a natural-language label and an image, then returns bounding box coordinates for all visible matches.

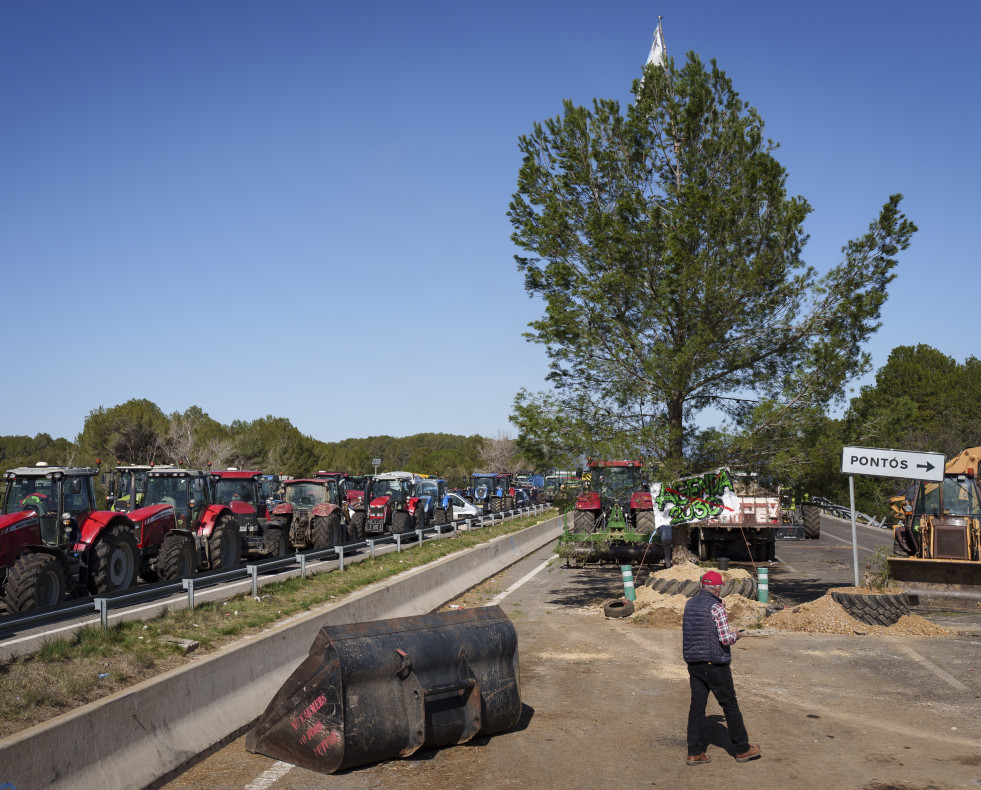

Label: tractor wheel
[312,514,339,550]
[349,511,366,541]
[90,524,139,594]
[635,510,656,535]
[208,518,242,570]
[603,598,635,618]
[4,552,67,611]
[504,496,514,511]
[678,580,700,598]
[263,527,288,557]
[830,590,909,627]
[392,511,411,533]
[573,509,596,534]
[416,508,428,529]
[434,508,447,525]
[802,505,821,539]
[489,497,502,514]
[157,533,197,580]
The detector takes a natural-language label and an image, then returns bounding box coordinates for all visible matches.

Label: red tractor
[365,472,428,534]
[269,478,347,550]
[313,471,367,536]
[574,460,655,534]
[126,468,242,580]
[1,463,141,611]
[211,469,288,558]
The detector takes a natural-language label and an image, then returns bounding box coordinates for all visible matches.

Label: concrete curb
[0,515,563,790]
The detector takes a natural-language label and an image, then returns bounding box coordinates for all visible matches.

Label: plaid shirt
[711,599,738,646]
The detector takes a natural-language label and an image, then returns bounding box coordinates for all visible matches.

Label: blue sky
[1,1,977,444]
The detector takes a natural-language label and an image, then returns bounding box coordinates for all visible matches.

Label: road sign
[841,446,945,482]
[371,458,381,467]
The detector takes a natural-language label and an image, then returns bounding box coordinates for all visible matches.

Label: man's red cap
[701,571,723,586]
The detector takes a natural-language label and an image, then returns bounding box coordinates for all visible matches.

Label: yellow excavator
[889,446,981,589]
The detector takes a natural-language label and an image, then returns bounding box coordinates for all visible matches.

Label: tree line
[0,400,531,489]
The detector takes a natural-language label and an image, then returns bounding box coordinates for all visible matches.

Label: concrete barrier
[0,515,562,790]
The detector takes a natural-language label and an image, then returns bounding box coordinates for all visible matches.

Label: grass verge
[0,510,555,739]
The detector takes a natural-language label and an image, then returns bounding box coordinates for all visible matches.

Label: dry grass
[0,511,554,739]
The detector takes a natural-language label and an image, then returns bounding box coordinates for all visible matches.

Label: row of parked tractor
[0,463,544,614]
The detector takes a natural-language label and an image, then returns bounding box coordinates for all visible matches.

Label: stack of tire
[830,590,910,626]
[644,575,758,600]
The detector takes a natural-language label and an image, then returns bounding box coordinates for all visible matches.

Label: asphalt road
[159,514,981,790]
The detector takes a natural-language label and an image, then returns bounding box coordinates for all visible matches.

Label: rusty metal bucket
[245,606,521,773]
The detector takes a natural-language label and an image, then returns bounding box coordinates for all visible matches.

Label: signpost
[840,446,946,585]
[372,458,381,475]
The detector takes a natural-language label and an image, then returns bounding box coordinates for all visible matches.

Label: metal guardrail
[809,496,888,529]
[3,504,548,634]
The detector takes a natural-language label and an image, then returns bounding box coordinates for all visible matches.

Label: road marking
[896,644,970,691]
[821,531,876,553]
[244,761,293,789]
[772,557,801,574]
[486,559,551,606]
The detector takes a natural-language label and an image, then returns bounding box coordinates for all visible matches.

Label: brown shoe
[685,753,711,766]
[735,744,761,762]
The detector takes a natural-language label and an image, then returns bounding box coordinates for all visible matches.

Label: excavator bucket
[245,606,521,774]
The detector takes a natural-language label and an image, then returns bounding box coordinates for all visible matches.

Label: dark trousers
[663,541,672,568]
[686,662,749,754]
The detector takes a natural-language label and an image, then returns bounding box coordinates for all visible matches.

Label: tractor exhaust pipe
[246,606,521,774]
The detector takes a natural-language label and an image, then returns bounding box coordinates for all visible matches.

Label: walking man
[682,570,760,766]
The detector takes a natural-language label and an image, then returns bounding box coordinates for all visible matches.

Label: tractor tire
[263,526,288,557]
[802,504,821,539]
[157,533,198,580]
[830,590,910,627]
[348,511,366,541]
[573,510,597,534]
[635,510,656,535]
[678,580,700,598]
[489,497,502,514]
[392,511,411,533]
[603,598,635,618]
[434,507,447,525]
[4,552,67,611]
[721,579,737,598]
[416,508,428,529]
[658,580,681,596]
[312,514,340,550]
[90,524,139,594]
[504,496,514,511]
[208,518,242,570]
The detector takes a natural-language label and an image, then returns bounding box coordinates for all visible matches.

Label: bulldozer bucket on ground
[888,557,981,605]
[245,606,521,774]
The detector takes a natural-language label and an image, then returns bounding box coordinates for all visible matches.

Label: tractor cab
[2,465,98,547]
[284,479,339,511]
[590,463,644,506]
[212,470,268,529]
[105,465,156,513]
[142,469,213,530]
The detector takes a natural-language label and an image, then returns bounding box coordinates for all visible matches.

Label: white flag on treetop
[646,21,666,68]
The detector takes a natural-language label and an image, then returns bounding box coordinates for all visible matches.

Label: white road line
[486,559,551,606]
[897,644,970,691]
[244,760,294,789]
[821,531,876,553]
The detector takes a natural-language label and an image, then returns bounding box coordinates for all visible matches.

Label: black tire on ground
[802,504,821,539]
[603,599,635,618]
[4,552,67,611]
[573,510,597,534]
[720,579,736,598]
[392,511,411,533]
[349,511,366,541]
[157,532,197,580]
[830,589,910,626]
[678,580,700,598]
[90,523,139,594]
[742,578,759,600]
[489,497,502,514]
[648,577,667,592]
[635,510,656,535]
[263,526,288,557]
[208,518,242,570]
[434,508,447,525]
[659,579,681,596]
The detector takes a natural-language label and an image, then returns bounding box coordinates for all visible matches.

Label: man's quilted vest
[682,589,732,664]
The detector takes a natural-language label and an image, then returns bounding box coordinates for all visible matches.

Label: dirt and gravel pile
[767,594,952,636]
[609,566,954,637]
